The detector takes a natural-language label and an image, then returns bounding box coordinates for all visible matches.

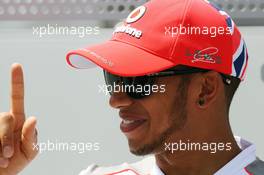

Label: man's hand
[0,64,38,175]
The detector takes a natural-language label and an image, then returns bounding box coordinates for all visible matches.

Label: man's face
[109,75,190,155]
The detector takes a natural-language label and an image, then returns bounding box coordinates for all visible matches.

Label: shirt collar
[214,136,256,175]
[151,137,256,175]
[152,162,165,175]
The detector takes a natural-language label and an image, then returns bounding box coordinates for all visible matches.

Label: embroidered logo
[114,24,143,39]
[186,47,222,64]
[126,6,146,24]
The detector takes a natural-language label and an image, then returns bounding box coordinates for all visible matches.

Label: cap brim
[66,40,176,77]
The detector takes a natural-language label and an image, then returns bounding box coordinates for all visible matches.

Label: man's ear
[197,71,221,108]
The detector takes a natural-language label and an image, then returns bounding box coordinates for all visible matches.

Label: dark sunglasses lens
[103,71,155,99]
[126,76,155,99]
[103,71,120,95]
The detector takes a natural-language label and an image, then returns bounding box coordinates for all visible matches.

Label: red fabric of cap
[66,0,249,80]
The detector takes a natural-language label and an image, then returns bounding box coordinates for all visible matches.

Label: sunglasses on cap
[103,66,232,99]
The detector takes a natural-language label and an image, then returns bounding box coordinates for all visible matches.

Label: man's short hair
[223,76,241,113]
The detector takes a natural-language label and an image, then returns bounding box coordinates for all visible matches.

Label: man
[0,0,264,174]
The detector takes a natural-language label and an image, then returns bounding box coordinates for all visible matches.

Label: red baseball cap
[66,0,248,80]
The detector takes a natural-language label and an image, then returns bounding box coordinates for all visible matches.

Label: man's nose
[109,92,133,109]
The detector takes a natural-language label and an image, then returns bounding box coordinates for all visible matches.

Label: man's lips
[119,112,147,133]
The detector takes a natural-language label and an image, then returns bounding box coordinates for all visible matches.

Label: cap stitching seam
[169,0,194,59]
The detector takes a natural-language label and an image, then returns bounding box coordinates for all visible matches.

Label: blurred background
[0,0,263,174]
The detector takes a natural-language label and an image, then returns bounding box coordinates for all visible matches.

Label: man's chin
[128,139,160,156]
[129,147,152,156]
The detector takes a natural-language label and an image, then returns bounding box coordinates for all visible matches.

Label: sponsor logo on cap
[79,48,114,67]
[126,6,146,24]
[114,24,143,39]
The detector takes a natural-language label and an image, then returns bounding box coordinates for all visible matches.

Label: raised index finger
[10,63,25,130]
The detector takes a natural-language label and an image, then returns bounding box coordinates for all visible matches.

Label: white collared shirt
[151,136,256,175]
[79,137,257,175]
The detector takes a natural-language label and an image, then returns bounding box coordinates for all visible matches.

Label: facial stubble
[130,77,190,156]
